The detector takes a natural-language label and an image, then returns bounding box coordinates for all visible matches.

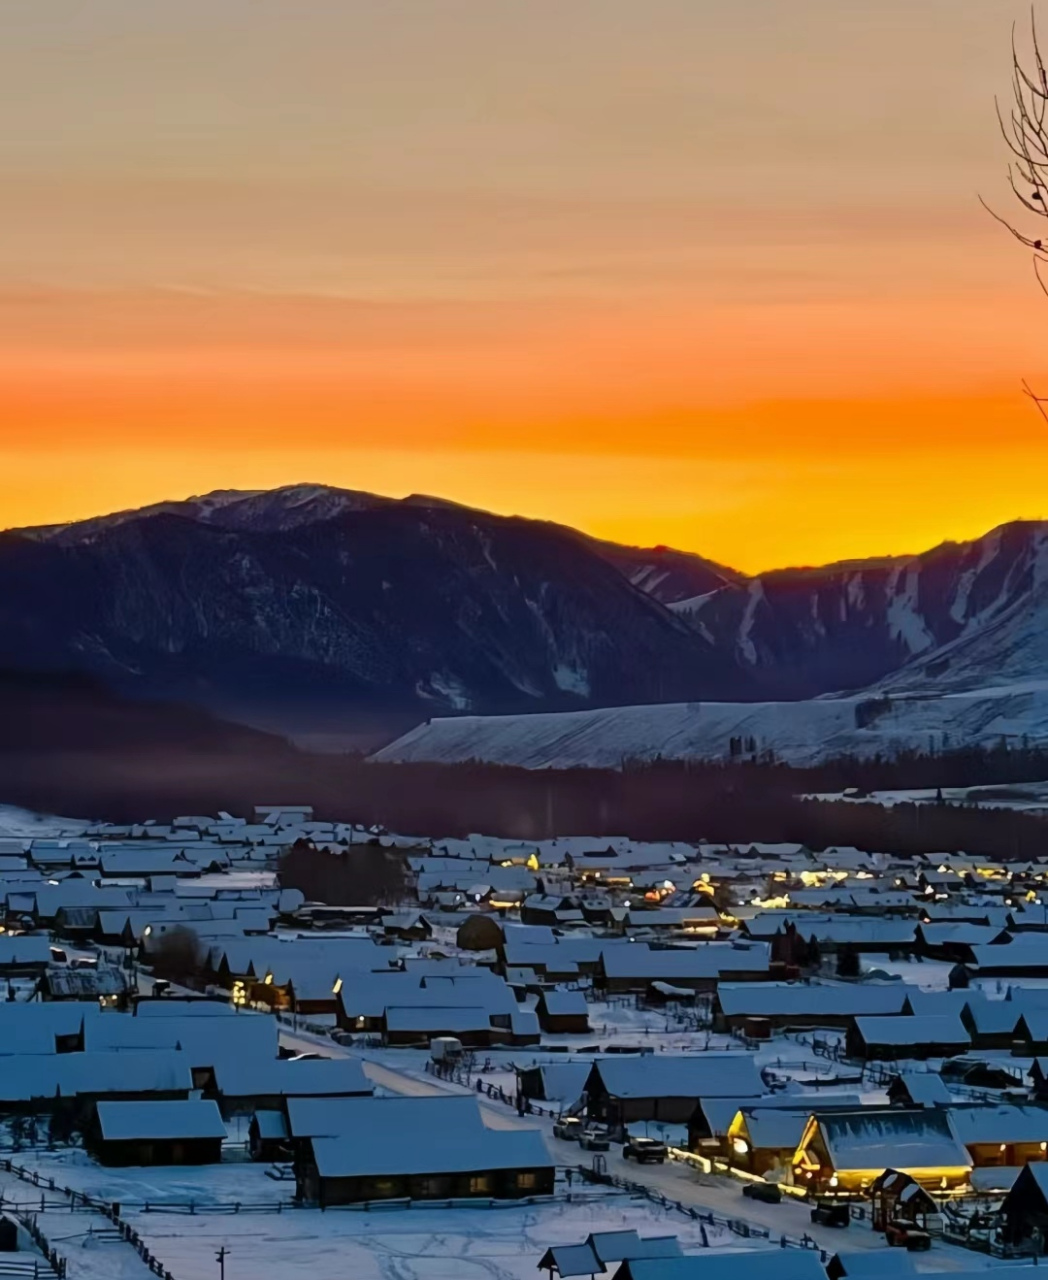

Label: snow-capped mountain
[0,491,752,729]
[5,484,1048,747]
[674,521,1048,699]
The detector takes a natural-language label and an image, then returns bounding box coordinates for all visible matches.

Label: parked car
[553,1117,583,1142]
[578,1128,611,1152]
[885,1222,931,1251]
[742,1181,782,1204]
[623,1137,668,1164]
[810,1201,850,1228]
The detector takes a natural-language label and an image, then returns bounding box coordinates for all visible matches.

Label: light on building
[332,977,343,995]
[732,1138,749,1156]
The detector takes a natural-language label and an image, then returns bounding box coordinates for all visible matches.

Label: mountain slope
[8,485,1048,743]
[0,500,753,730]
[675,521,1048,698]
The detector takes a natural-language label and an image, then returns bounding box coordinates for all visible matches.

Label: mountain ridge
[6,484,1048,741]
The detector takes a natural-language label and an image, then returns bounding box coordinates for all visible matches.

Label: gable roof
[617,1255,827,1280]
[816,1109,971,1173]
[591,1054,762,1100]
[95,1098,226,1141]
[852,1014,970,1047]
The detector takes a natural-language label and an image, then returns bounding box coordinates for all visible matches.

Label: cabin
[456,915,504,953]
[596,943,771,994]
[289,1095,554,1205]
[0,936,54,977]
[1012,1013,1048,1056]
[958,998,1024,1050]
[845,1014,970,1062]
[792,1109,971,1195]
[725,1107,813,1178]
[211,1058,372,1116]
[515,1062,590,1109]
[869,1168,938,1232]
[583,1055,762,1130]
[825,1252,917,1280]
[538,1231,682,1279]
[714,982,910,1033]
[1030,1058,1048,1102]
[535,989,591,1035]
[86,1099,226,1167]
[614,1253,828,1280]
[947,1105,1048,1168]
[39,966,131,1007]
[886,1073,952,1109]
[248,1110,290,1162]
[999,1161,1048,1248]
[717,1095,863,1173]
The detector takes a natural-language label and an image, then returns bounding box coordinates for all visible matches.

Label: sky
[4,0,1048,572]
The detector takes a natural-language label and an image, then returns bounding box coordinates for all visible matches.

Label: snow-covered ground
[0,804,88,837]
[1,1148,759,1280]
[371,683,1048,769]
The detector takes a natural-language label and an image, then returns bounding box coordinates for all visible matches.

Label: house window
[517,1172,537,1190]
[468,1175,491,1194]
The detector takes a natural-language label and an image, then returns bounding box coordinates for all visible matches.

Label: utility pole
[216,1246,229,1279]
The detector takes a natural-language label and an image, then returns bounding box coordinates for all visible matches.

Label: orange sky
[4,1,1048,572]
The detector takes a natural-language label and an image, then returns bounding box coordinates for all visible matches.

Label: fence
[423,1058,566,1117]
[0,1159,176,1280]
[575,1165,831,1262]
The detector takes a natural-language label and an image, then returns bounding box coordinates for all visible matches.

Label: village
[0,805,1048,1278]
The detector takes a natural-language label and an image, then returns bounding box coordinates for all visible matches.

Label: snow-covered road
[278,1029,994,1269]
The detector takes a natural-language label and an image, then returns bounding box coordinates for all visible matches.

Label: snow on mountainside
[8,485,1048,749]
[0,494,754,728]
[674,521,1048,698]
[372,683,1048,769]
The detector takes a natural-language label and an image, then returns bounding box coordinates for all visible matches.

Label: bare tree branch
[986,10,1048,414]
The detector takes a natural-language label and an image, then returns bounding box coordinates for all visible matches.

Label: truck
[430,1036,464,1064]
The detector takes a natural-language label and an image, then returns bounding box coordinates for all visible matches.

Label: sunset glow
[4,1,1048,572]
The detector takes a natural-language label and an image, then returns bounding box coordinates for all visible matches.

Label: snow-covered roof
[590,1054,762,1100]
[816,1109,971,1172]
[541,990,588,1016]
[852,1013,970,1047]
[95,1098,226,1142]
[948,1104,1048,1146]
[384,1006,493,1033]
[618,1254,827,1280]
[84,1011,278,1064]
[212,1057,371,1099]
[890,1073,952,1106]
[600,943,770,981]
[717,981,910,1018]
[288,1094,553,1179]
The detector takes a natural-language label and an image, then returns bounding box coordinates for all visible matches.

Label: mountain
[0,491,755,733]
[7,485,1048,749]
[377,521,1048,769]
[672,521,1048,699]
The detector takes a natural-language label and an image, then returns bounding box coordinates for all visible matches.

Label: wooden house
[248,1110,290,1162]
[886,1074,951,1109]
[869,1168,938,1232]
[86,1099,226,1167]
[947,1104,1048,1168]
[288,1095,553,1205]
[999,1161,1048,1248]
[583,1055,762,1130]
[714,982,909,1033]
[845,1014,970,1062]
[792,1108,971,1195]
[535,989,591,1035]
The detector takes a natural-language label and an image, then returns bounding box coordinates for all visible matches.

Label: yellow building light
[332,977,343,995]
